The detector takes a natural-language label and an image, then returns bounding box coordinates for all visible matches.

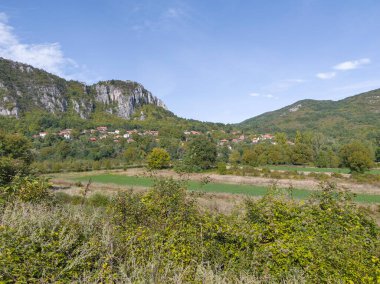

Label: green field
[72,174,380,204]
[264,165,380,175]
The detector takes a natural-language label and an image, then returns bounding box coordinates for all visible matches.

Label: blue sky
[0,0,379,123]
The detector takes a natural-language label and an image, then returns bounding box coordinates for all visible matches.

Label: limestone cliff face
[93,81,166,119]
[0,57,167,119]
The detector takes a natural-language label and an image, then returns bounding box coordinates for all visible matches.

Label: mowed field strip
[265,165,380,175]
[67,173,380,204]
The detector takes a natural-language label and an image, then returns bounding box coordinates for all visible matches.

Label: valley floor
[49,167,380,195]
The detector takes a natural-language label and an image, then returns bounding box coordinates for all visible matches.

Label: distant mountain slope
[0,57,166,119]
[239,89,380,139]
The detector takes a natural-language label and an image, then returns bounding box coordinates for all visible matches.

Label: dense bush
[146,147,171,169]
[0,156,30,186]
[340,141,374,173]
[0,132,34,185]
[0,176,51,205]
[0,177,379,283]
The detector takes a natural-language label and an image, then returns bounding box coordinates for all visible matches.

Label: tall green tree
[0,132,33,185]
[183,136,217,171]
[291,143,313,165]
[0,132,33,164]
[340,141,374,173]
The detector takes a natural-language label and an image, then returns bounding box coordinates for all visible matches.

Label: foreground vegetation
[1,177,379,283]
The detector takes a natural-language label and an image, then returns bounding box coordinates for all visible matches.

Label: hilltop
[239,89,380,139]
[0,57,166,119]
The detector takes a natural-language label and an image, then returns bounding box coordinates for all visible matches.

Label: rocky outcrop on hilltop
[94,81,166,118]
[0,57,166,119]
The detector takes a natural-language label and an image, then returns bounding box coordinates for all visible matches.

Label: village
[33,126,284,146]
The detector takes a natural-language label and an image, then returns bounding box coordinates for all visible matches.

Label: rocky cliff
[0,57,166,119]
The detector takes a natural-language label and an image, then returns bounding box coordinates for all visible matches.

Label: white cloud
[249,92,260,97]
[249,92,277,99]
[0,12,86,80]
[333,58,370,71]
[316,72,336,80]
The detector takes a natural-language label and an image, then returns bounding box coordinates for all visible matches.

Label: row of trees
[147,136,375,173]
[2,126,378,175]
[232,141,375,173]
[30,134,379,174]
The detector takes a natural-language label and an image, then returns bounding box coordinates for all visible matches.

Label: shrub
[0,156,29,186]
[0,176,51,204]
[87,193,110,207]
[146,147,171,169]
[340,141,374,173]
[216,162,227,175]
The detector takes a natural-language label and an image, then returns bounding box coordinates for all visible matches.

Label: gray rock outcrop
[0,57,167,119]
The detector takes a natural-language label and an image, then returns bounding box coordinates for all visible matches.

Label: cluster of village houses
[218,133,273,145]
[34,127,279,146]
[34,126,159,143]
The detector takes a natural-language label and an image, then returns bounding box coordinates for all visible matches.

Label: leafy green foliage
[340,141,374,173]
[0,177,379,283]
[0,156,29,186]
[243,182,380,282]
[0,132,33,185]
[0,132,33,164]
[0,176,51,204]
[217,162,227,175]
[181,136,217,172]
[146,147,171,169]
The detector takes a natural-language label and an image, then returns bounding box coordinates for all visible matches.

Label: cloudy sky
[0,0,379,123]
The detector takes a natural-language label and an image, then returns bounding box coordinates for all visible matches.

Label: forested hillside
[239,89,380,140]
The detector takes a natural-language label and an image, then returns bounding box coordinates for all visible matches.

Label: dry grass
[49,167,380,194]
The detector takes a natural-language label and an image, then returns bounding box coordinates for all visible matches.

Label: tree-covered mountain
[1,57,379,142]
[0,57,166,119]
[239,89,380,140]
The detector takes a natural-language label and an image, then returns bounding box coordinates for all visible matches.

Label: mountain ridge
[239,89,380,139]
[0,57,166,119]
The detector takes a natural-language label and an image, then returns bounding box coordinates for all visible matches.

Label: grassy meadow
[264,165,380,175]
[71,173,380,203]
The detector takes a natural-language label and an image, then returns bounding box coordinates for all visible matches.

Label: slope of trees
[0,111,378,175]
[239,89,380,141]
